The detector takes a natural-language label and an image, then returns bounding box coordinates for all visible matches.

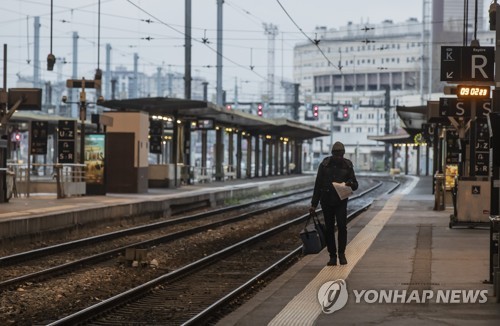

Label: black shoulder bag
[300,212,326,254]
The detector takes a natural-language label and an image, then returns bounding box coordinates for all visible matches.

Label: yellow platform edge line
[268,192,406,326]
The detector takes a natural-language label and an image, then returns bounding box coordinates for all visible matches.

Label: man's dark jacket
[311,155,358,208]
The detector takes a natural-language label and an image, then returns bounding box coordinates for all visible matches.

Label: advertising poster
[85,134,105,185]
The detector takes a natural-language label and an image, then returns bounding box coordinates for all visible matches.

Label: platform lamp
[63,78,103,164]
[47,0,56,71]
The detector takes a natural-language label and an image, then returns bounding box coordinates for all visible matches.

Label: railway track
[30,178,398,326]
[0,187,318,288]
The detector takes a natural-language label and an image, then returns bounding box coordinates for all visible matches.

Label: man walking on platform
[309,141,358,266]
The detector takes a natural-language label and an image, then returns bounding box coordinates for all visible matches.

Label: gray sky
[0,0,489,100]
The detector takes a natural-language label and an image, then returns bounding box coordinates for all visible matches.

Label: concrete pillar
[426,144,430,176]
[267,140,276,175]
[392,144,397,169]
[279,141,284,175]
[262,141,267,177]
[215,128,223,181]
[292,140,300,174]
[228,130,234,174]
[254,136,260,177]
[246,135,252,178]
[405,145,409,175]
[416,145,421,176]
[286,141,290,174]
[183,122,192,184]
[201,130,207,177]
[236,131,242,179]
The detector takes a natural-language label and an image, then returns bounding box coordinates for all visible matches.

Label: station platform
[218,176,500,325]
[0,174,315,242]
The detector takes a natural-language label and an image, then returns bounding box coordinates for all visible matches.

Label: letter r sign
[440,46,494,82]
[464,47,494,81]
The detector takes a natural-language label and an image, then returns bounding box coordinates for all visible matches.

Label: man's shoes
[327,257,337,266]
[339,254,347,265]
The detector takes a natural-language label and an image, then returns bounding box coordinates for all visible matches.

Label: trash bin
[451,180,458,217]
[434,173,445,211]
[5,170,15,200]
[490,215,500,302]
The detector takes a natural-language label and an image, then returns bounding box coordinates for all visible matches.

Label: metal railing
[183,165,237,184]
[193,166,212,183]
[7,163,86,198]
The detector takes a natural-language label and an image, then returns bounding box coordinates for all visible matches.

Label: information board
[474,118,490,176]
[58,120,76,163]
[30,121,48,155]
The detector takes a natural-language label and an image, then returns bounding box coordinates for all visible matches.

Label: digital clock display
[456,85,490,98]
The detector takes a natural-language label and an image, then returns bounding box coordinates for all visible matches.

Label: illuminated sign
[456,85,490,98]
[196,119,215,130]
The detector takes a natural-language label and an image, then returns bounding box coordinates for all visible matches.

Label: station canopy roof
[101,97,329,140]
[395,105,427,138]
[367,105,426,145]
[367,129,412,144]
[11,110,77,122]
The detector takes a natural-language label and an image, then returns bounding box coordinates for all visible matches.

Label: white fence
[7,163,86,198]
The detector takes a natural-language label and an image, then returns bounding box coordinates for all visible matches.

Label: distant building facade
[294,0,492,172]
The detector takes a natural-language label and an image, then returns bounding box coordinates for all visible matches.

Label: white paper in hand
[332,182,353,200]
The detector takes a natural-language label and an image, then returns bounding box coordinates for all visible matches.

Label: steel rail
[46,180,396,325]
[0,187,313,267]
[0,190,315,289]
[182,179,399,325]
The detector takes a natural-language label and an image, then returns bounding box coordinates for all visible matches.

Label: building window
[345,127,351,133]
[356,127,362,133]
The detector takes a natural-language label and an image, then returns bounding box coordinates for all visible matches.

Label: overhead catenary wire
[1,0,490,96]
[50,0,53,53]
[1,1,478,65]
[26,16,31,64]
[125,0,270,83]
[97,0,100,69]
[275,0,341,73]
